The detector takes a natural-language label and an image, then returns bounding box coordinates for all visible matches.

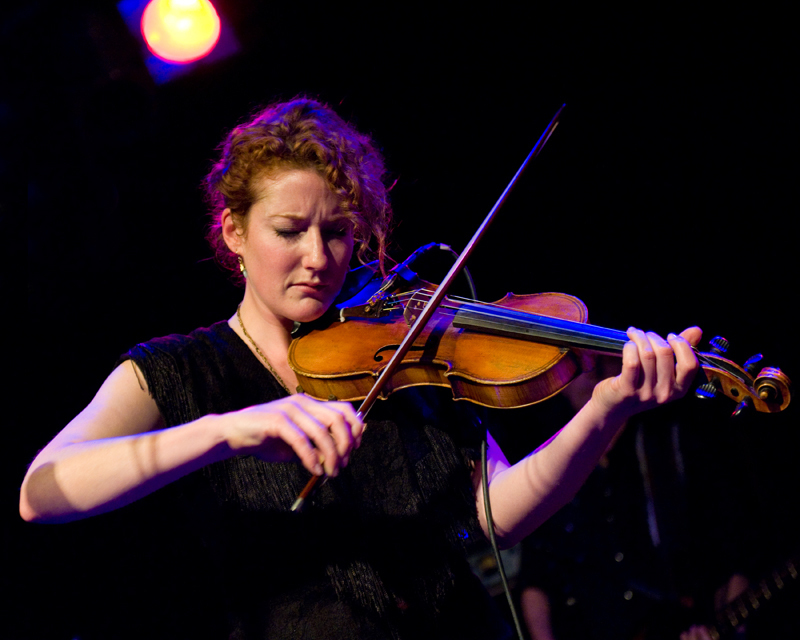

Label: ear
[221,208,244,253]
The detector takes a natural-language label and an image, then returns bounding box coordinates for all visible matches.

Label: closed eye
[324,218,353,237]
[326,226,352,238]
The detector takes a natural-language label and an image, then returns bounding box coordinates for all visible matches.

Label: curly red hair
[204,98,393,284]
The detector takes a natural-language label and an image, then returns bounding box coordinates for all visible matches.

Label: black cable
[414,241,522,637]
[435,243,477,301]
[396,242,478,301]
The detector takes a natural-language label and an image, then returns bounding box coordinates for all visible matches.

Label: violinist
[19,97,701,639]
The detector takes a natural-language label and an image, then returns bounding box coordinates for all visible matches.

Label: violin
[289,264,792,416]
[286,259,791,513]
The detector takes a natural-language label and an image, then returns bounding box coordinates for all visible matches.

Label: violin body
[290,288,590,408]
[289,273,791,414]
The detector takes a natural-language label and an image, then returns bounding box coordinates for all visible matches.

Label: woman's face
[227,169,355,330]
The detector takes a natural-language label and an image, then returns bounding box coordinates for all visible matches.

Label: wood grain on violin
[291,288,584,409]
[289,280,791,413]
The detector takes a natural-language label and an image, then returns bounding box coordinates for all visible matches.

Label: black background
[12,1,799,637]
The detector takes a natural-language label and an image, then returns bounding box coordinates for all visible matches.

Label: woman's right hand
[20,362,363,523]
[222,395,364,477]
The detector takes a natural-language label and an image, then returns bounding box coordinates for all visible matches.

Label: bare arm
[520,586,557,640]
[474,327,701,547]
[20,362,363,523]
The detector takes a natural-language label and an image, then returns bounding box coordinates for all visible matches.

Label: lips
[291,282,330,296]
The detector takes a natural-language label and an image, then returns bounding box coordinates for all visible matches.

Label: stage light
[141,0,221,64]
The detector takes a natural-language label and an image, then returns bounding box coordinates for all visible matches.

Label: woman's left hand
[591,326,702,421]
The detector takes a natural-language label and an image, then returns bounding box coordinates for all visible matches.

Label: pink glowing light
[141,0,221,64]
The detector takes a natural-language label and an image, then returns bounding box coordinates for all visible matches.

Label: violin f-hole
[374,344,425,362]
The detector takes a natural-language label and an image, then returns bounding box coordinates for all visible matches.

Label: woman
[20,98,701,638]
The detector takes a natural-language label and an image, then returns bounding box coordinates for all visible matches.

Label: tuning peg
[709,336,730,356]
[743,353,764,376]
[696,380,721,400]
[731,396,754,418]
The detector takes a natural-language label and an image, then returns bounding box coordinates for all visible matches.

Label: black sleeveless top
[124,321,511,639]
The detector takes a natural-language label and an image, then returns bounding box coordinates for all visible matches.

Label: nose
[301,228,329,271]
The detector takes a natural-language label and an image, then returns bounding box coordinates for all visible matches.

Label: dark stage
[14,2,799,638]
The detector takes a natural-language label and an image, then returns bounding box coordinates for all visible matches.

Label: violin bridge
[402,291,427,326]
[339,270,418,320]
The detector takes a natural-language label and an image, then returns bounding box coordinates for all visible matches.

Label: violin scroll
[753,367,791,407]
[694,337,791,415]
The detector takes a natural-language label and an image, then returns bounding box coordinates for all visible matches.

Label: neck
[236,290,294,349]
[230,293,298,393]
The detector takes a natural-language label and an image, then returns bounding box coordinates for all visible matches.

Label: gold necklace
[236,304,291,394]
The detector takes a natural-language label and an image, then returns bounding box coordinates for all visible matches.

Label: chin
[291,300,332,324]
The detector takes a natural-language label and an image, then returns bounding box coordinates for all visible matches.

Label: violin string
[390,290,512,315]
[388,289,571,325]
[383,303,461,316]
[385,292,578,341]
[388,295,544,328]
[384,288,635,353]
[380,292,753,391]
[392,289,530,314]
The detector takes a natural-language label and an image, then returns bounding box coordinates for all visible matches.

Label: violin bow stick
[290,104,566,512]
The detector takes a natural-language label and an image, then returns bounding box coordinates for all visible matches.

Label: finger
[680,325,703,347]
[293,397,366,474]
[300,399,359,464]
[299,397,364,454]
[280,399,344,476]
[646,331,677,403]
[626,327,656,392]
[332,400,366,447]
[618,339,642,396]
[668,331,701,396]
[326,409,355,463]
[262,413,325,476]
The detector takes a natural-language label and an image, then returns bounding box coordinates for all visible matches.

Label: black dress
[123,321,512,640]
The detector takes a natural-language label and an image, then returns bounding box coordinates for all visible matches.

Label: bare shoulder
[42,361,166,453]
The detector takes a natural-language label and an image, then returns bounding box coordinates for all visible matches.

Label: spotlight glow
[141,0,221,64]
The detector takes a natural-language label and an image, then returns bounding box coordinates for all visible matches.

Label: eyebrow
[269,213,348,222]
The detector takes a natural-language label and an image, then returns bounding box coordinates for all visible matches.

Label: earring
[237,255,248,279]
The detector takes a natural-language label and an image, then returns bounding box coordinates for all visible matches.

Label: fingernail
[667,333,677,340]
[314,463,324,475]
